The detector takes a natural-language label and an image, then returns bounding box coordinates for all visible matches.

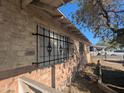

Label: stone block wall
[0,1,88,93]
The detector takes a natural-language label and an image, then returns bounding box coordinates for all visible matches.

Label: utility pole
[122,54,124,66]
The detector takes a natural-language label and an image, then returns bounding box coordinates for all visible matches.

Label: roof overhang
[22,0,91,45]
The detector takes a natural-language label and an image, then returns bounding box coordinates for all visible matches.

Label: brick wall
[0,1,87,93]
[0,0,37,71]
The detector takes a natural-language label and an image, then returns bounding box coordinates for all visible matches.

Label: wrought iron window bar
[32,25,73,66]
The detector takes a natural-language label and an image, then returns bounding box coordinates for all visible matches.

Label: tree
[96,40,119,49]
[73,0,124,44]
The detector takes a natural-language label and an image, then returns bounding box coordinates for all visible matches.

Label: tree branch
[97,0,115,31]
[107,10,124,13]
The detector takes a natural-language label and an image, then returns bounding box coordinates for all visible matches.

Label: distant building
[90,45,107,56]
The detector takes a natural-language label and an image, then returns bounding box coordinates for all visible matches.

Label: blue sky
[59,1,100,45]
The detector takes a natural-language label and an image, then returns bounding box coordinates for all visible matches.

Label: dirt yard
[63,54,124,93]
[91,55,124,93]
[63,74,104,93]
[92,55,124,71]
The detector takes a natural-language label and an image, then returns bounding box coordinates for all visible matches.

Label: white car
[108,51,124,56]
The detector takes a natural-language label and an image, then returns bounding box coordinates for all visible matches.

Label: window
[79,42,84,55]
[89,46,94,51]
[32,25,73,66]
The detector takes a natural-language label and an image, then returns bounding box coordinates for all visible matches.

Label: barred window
[33,25,73,66]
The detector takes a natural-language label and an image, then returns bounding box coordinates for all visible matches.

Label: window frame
[32,25,73,66]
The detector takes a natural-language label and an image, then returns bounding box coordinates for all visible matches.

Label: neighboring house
[0,0,91,93]
[90,45,107,56]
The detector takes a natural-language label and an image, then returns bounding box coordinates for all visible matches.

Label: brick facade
[0,1,90,93]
